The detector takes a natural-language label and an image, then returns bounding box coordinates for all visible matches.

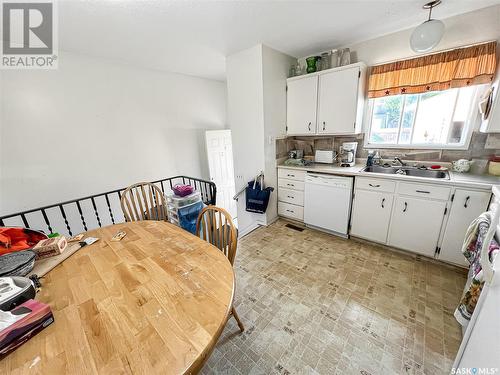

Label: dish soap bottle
[366,152,374,167]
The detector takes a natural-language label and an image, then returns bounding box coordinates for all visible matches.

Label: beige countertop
[277,162,500,190]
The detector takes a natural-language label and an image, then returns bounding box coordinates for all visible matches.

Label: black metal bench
[0,176,216,237]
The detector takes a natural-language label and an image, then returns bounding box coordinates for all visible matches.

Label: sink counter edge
[277,163,499,190]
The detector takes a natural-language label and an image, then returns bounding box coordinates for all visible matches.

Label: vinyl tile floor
[201,220,467,375]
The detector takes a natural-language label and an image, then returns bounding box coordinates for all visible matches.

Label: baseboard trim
[265,216,279,226]
[237,222,261,238]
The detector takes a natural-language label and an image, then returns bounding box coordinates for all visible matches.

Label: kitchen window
[365,85,485,149]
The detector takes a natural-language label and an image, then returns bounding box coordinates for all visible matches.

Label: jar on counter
[488,156,500,176]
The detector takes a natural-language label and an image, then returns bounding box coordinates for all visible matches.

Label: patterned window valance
[368,41,497,98]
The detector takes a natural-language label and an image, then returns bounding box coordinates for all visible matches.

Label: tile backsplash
[276,132,500,162]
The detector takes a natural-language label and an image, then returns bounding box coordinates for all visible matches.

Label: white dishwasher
[304,172,353,237]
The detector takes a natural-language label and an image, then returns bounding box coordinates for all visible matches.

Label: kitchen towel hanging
[245,174,274,214]
[454,212,500,327]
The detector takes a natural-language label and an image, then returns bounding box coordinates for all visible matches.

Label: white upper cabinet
[439,189,491,266]
[317,66,362,134]
[388,196,447,258]
[286,75,318,135]
[480,66,500,133]
[286,63,366,135]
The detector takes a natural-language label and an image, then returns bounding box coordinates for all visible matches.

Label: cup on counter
[452,159,472,173]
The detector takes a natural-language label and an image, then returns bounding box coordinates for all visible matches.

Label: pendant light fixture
[410,0,445,53]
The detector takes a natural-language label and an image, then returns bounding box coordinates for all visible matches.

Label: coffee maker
[339,142,358,167]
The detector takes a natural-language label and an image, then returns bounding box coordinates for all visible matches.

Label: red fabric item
[0,228,48,255]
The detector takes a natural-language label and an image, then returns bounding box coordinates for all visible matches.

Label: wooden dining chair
[196,205,244,332]
[120,182,168,222]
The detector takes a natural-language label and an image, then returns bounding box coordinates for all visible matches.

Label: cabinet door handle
[416,190,430,194]
[369,183,380,188]
[464,196,470,208]
[403,202,408,212]
[381,198,385,208]
[287,195,294,199]
[322,121,326,131]
[287,174,295,177]
[286,183,294,186]
[308,122,311,131]
[286,209,294,213]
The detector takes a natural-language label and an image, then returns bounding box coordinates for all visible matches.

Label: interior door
[388,196,446,257]
[286,75,318,135]
[440,189,491,266]
[205,130,237,219]
[350,190,394,244]
[317,66,360,134]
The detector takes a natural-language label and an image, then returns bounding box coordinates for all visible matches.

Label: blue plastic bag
[178,201,204,234]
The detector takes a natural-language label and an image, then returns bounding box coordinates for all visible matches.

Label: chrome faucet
[393,157,407,167]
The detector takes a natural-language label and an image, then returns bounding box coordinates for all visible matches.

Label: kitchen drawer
[278,187,304,206]
[278,168,306,181]
[278,178,305,191]
[278,201,304,221]
[355,177,396,193]
[397,182,451,201]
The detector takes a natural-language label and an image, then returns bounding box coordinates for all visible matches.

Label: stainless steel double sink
[362,165,450,179]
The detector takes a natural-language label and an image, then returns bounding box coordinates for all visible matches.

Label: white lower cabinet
[439,189,491,266]
[278,201,304,221]
[350,190,394,244]
[280,170,492,267]
[277,168,305,222]
[350,177,488,265]
[387,196,447,258]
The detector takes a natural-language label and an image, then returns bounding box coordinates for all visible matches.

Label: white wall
[0,51,226,215]
[226,44,294,236]
[347,5,500,66]
[226,45,266,235]
[262,45,295,223]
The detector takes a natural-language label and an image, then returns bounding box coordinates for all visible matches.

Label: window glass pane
[370,96,402,144]
[411,90,457,145]
[398,94,418,144]
[448,86,476,144]
[367,86,477,148]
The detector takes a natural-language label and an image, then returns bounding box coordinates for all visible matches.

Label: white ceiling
[58,0,500,81]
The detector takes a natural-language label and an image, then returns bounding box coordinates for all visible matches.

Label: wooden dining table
[1,221,235,374]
